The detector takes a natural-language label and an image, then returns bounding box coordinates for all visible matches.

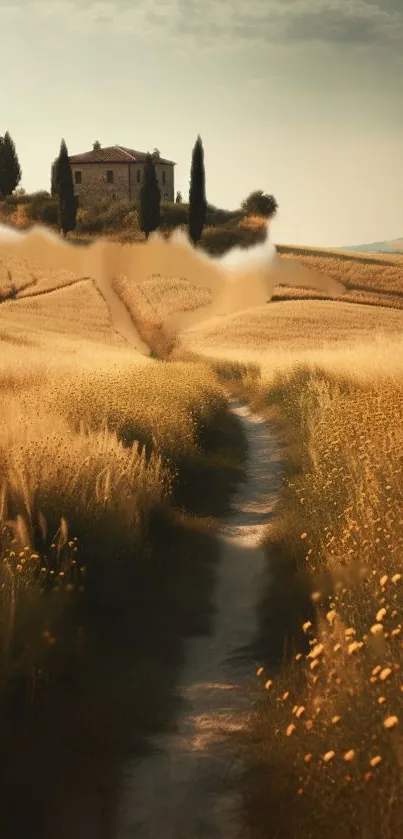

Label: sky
[0,0,402,247]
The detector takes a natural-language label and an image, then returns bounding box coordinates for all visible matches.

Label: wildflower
[265,680,273,690]
[370,755,382,768]
[304,753,313,763]
[302,621,312,633]
[344,750,356,762]
[295,653,303,661]
[370,624,384,635]
[327,609,337,624]
[308,643,324,660]
[392,574,401,584]
[380,575,388,587]
[311,591,321,603]
[332,715,341,724]
[372,665,381,676]
[310,659,319,670]
[378,697,386,705]
[282,692,290,701]
[305,720,314,730]
[345,628,356,637]
[379,667,392,681]
[296,706,306,719]
[348,641,363,655]
[376,608,387,622]
[364,772,373,782]
[323,751,335,763]
[286,724,296,736]
[383,716,399,730]
[300,533,308,540]
[333,643,341,652]
[256,666,264,677]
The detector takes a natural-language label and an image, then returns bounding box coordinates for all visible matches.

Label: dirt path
[114,399,283,839]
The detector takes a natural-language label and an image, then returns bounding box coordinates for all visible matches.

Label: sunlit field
[191,296,403,838]
[274,244,403,309]
[1,221,403,838]
[180,298,403,367]
[0,241,236,728]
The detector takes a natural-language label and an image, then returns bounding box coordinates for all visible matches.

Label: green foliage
[75,198,139,234]
[160,200,188,228]
[205,204,242,226]
[55,139,77,236]
[3,191,30,206]
[25,191,58,226]
[189,135,207,245]
[139,153,161,238]
[241,190,278,218]
[201,221,267,255]
[0,132,22,197]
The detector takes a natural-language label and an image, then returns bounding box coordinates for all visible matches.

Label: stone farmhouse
[69,142,175,206]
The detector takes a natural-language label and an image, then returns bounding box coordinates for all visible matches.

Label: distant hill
[339,237,403,254]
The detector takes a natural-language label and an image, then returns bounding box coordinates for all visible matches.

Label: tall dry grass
[219,347,403,838]
[274,246,403,309]
[0,307,229,715]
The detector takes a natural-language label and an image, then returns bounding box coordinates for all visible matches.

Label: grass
[0,249,248,836]
[2,221,403,837]
[181,299,403,367]
[209,344,403,839]
[274,244,403,310]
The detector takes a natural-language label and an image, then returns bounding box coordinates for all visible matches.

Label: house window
[162,170,166,185]
[136,169,141,183]
[74,170,82,184]
[106,170,114,183]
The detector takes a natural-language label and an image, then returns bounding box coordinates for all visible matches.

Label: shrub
[200,221,267,255]
[160,200,189,228]
[24,191,52,219]
[241,190,278,218]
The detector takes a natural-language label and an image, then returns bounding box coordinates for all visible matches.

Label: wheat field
[1,223,403,838]
[182,252,403,839]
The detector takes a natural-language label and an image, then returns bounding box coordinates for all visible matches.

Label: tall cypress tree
[0,132,22,197]
[55,139,77,237]
[50,157,59,198]
[188,135,207,245]
[139,153,161,240]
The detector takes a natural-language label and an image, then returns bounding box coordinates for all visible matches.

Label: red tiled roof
[69,145,175,165]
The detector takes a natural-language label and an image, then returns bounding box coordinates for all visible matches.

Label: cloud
[1,0,402,49]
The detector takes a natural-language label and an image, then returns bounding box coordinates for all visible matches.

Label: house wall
[129,162,174,202]
[71,161,175,206]
[71,162,130,206]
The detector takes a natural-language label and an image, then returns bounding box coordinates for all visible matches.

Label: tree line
[0,131,278,242]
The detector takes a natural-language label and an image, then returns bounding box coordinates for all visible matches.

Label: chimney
[93,141,101,151]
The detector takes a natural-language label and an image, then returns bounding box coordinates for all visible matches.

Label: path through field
[114,400,283,839]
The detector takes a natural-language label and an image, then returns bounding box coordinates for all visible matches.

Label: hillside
[339,237,403,254]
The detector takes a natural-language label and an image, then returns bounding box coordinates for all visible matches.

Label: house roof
[69,145,175,165]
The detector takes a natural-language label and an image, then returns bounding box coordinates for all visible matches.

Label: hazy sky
[1,0,402,247]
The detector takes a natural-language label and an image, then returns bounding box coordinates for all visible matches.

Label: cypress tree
[0,132,22,197]
[139,153,161,240]
[55,139,77,237]
[188,135,207,245]
[50,158,59,198]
